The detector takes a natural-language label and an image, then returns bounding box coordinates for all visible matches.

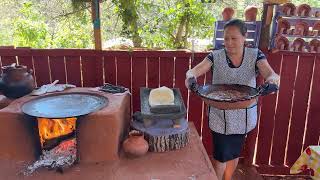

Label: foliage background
[0,0,319,49]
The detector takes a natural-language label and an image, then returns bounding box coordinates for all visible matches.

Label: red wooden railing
[0,47,319,175]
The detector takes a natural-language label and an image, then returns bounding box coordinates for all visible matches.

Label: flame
[37,117,77,147]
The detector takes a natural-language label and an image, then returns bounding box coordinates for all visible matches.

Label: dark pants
[212,131,246,162]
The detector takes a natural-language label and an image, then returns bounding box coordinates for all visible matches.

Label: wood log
[42,131,76,151]
[131,118,189,152]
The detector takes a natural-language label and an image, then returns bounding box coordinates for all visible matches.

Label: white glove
[265,74,280,87]
[186,69,195,79]
[185,69,196,90]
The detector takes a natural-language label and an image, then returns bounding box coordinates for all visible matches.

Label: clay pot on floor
[244,6,258,21]
[297,4,311,17]
[123,130,149,158]
[222,7,235,21]
[282,3,296,16]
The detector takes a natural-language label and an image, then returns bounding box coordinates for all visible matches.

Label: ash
[23,138,77,175]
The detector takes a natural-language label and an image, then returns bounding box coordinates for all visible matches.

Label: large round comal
[22,92,108,118]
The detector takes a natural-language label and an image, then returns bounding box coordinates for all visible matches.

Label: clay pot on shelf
[297,4,311,17]
[309,39,320,53]
[288,28,295,35]
[0,64,35,98]
[315,11,320,18]
[275,36,289,50]
[277,18,291,34]
[282,3,296,16]
[244,6,258,21]
[222,7,235,21]
[294,21,309,36]
[312,22,320,36]
[291,38,306,52]
[122,130,149,158]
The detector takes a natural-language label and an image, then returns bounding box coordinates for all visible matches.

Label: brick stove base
[0,123,218,180]
[0,88,131,163]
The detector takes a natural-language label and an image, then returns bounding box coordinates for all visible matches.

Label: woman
[185,19,280,180]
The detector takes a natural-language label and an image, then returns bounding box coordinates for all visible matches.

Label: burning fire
[37,117,77,147]
[24,117,78,175]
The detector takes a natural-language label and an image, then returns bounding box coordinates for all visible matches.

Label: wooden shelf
[270,4,320,51]
[278,34,320,40]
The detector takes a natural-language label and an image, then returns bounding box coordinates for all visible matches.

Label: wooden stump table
[132,118,189,152]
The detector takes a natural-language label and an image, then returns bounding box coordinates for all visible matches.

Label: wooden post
[91,0,102,50]
[259,3,274,51]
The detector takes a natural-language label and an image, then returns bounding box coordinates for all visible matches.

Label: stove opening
[24,117,78,175]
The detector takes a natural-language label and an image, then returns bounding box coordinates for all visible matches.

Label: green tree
[52,10,93,48]
[111,0,142,47]
[12,2,51,48]
[138,0,215,49]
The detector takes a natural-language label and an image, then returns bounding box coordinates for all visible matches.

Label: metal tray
[22,92,108,118]
[140,87,186,120]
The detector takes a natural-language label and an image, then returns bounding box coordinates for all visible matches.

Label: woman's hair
[224,19,247,36]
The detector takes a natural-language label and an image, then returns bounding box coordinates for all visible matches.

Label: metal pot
[188,77,278,110]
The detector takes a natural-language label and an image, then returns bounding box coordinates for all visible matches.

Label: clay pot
[122,130,148,158]
[277,18,291,34]
[309,39,320,53]
[294,21,309,36]
[312,22,320,36]
[275,36,289,50]
[315,11,320,18]
[244,6,258,21]
[222,7,235,21]
[282,3,296,16]
[291,38,306,52]
[297,4,311,17]
[0,64,35,98]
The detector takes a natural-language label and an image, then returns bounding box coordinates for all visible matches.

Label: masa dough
[149,86,174,106]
